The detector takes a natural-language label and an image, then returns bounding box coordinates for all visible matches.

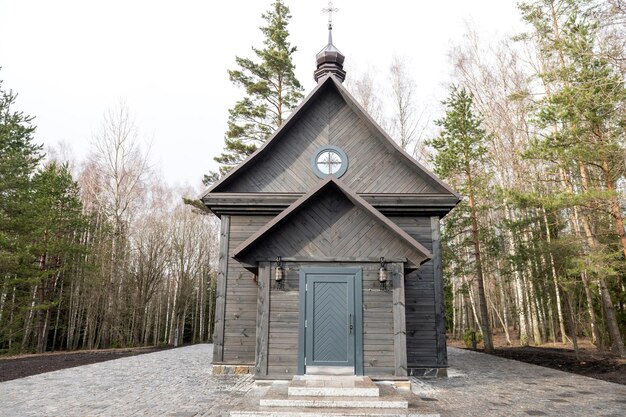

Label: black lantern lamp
[275,256,284,282]
[379,257,388,290]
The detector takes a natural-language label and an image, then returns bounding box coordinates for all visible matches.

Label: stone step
[229,383,437,417]
[230,408,440,417]
[260,383,408,409]
[288,375,380,397]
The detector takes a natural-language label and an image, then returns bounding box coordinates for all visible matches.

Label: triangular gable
[233,177,432,270]
[202,75,459,199]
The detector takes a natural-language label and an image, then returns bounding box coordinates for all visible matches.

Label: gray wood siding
[361,263,395,377]
[268,265,299,376]
[240,188,424,265]
[265,262,395,378]
[388,217,445,367]
[223,213,444,370]
[222,88,445,195]
[222,215,274,364]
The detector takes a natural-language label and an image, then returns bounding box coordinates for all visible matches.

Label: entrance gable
[203,75,457,197]
[233,178,432,269]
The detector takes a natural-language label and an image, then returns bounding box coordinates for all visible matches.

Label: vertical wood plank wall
[267,264,299,376]
[431,216,448,367]
[221,215,273,364]
[212,215,230,363]
[263,262,395,379]
[255,262,270,376]
[361,263,395,376]
[391,262,408,376]
[389,216,446,368]
[219,214,446,372]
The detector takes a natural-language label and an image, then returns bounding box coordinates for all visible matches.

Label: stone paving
[414,348,626,417]
[0,344,624,416]
[0,344,255,417]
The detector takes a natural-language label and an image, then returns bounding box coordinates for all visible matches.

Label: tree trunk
[560,168,602,348]
[542,210,568,344]
[598,278,626,357]
[466,166,493,352]
[496,265,512,345]
[563,291,580,360]
[601,159,626,258]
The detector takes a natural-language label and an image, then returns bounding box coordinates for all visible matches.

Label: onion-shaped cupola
[314,19,346,83]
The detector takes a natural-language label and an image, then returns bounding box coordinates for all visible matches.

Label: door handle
[349,314,353,334]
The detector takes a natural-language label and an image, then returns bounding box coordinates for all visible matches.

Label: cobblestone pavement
[1,345,624,416]
[0,344,255,417]
[412,347,626,417]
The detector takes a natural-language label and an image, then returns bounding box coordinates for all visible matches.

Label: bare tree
[389,56,421,151]
[344,65,387,129]
[88,102,151,348]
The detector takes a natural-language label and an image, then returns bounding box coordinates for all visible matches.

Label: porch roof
[233,177,432,271]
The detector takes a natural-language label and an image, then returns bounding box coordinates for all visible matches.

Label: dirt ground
[0,346,172,382]
[447,330,626,385]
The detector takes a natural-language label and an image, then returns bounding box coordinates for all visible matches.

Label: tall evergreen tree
[427,86,494,353]
[26,162,86,352]
[520,0,626,356]
[0,79,44,351]
[204,0,303,185]
[0,79,43,266]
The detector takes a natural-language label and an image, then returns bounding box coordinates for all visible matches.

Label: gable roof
[233,177,432,270]
[201,74,459,200]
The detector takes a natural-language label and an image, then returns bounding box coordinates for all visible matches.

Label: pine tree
[204,0,303,185]
[0,78,43,352]
[427,86,494,353]
[521,1,626,356]
[0,79,43,265]
[26,162,86,352]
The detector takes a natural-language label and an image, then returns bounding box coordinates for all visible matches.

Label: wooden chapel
[202,22,459,380]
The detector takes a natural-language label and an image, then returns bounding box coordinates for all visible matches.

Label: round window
[311,145,348,178]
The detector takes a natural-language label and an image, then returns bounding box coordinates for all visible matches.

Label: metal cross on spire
[322,1,338,30]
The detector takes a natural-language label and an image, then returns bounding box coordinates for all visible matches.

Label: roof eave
[233,177,433,264]
[198,75,337,201]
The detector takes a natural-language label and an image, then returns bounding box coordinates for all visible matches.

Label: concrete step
[288,375,380,397]
[229,383,438,417]
[230,409,440,417]
[260,383,408,409]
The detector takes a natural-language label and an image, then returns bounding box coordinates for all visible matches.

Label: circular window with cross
[311,145,349,179]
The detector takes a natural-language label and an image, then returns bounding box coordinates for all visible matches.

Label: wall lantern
[275,256,284,282]
[379,257,389,290]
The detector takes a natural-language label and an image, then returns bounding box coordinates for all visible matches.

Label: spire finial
[314,1,346,83]
[322,2,338,34]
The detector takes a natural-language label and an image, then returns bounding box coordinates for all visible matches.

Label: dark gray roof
[200,74,460,202]
[232,177,433,269]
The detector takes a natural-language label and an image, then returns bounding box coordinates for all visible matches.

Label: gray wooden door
[299,268,362,374]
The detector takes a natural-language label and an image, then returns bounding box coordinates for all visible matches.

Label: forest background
[0,0,625,358]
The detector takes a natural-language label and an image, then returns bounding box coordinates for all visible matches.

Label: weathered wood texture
[255,262,270,376]
[391,262,407,376]
[388,216,445,368]
[431,217,448,366]
[222,213,444,370]
[203,192,459,218]
[238,187,426,266]
[212,215,230,363]
[265,262,395,379]
[222,215,273,364]
[219,87,447,195]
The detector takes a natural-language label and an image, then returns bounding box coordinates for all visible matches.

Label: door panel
[307,277,353,366]
[300,268,360,373]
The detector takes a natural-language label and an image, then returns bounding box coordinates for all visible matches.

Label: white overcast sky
[0,0,524,189]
